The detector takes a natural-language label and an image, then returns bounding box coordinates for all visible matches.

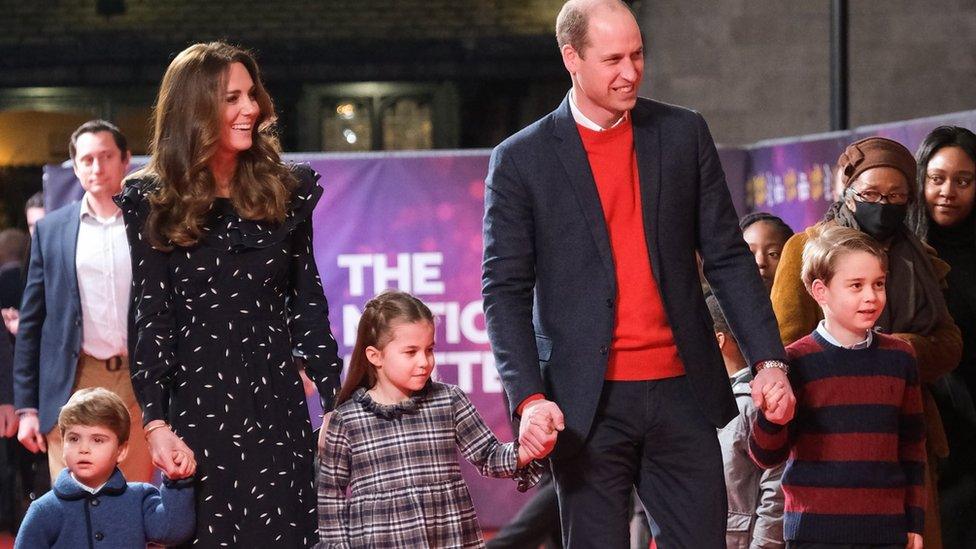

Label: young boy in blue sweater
[15,387,196,548]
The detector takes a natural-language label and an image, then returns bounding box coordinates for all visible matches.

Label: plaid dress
[316,381,543,548]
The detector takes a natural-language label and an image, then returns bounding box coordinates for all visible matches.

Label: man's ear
[364,346,382,368]
[714,331,726,350]
[561,44,580,74]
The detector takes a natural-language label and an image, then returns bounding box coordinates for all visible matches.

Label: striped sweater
[749,331,926,544]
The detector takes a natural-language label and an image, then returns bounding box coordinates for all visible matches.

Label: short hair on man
[68,119,129,160]
[800,225,888,293]
[705,294,731,336]
[25,191,44,212]
[555,0,634,57]
[58,387,131,444]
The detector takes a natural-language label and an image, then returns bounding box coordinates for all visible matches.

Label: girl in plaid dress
[316,291,547,548]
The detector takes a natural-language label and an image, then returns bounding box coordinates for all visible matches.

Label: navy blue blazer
[14,202,88,433]
[482,95,787,458]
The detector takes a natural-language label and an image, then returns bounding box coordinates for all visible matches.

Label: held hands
[145,421,197,480]
[517,399,564,465]
[751,367,796,425]
[906,533,923,549]
[16,412,46,453]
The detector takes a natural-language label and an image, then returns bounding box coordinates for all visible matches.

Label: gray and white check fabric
[317,381,543,548]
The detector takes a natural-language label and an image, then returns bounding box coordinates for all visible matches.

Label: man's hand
[518,399,564,458]
[17,412,46,453]
[906,533,923,549]
[0,404,18,438]
[145,421,196,479]
[751,367,795,425]
[2,308,19,336]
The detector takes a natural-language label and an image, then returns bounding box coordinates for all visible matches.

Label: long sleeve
[751,464,785,549]
[450,385,542,491]
[899,357,927,535]
[13,498,56,549]
[770,230,821,347]
[0,324,13,404]
[117,187,177,425]
[481,144,546,416]
[287,216,341,412]
[12,225,46,411]
[316,410,351,549]
[141,478,196,545]
[749,413,792,470]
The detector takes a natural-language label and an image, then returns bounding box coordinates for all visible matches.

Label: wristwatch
[755,360,790,375]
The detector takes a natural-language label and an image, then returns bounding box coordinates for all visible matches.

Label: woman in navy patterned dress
[115,42,341,548]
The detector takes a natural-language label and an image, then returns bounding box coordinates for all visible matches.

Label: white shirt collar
[816,319,874,350]
[70,473,107,495]
[569,89,628,131]
[79,193,121,224]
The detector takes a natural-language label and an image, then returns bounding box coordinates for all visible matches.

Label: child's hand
[168,450,196,480]
[906,533,923,549]
[519,400,564,458]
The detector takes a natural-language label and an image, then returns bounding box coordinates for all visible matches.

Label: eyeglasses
[848,188,910,205]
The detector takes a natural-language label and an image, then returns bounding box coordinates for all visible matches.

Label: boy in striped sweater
[750,225,925,549]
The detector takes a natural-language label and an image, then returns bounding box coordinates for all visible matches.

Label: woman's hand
[145,420,196,478]
[317,412,334,455]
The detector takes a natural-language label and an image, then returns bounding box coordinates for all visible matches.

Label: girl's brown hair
[335,290,434,406]
[139,41,296,249]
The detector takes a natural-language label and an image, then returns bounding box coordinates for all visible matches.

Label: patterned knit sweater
[749,331,926,544]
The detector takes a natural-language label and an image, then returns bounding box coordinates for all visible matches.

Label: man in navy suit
[482,1,795,546]
[14,120,153,482]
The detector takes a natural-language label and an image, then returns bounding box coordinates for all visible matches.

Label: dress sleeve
[115,179,178,424]
[316,410,351,549]
[450,385,543,491]
[286,167,342,412]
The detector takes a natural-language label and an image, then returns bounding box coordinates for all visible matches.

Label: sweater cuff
[162,477,195,490]
[756,412,786,434]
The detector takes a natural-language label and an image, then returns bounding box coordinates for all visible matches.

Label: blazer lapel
[62,203,81,306]
[550,95,616,290]
[632,101,664,287]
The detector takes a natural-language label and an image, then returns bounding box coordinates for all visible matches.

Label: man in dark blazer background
[482,1,796,546]
[13,120,153,482]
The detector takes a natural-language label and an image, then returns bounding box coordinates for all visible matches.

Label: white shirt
[70,472,107,494]
[815,319,874,350]
[76,194,131,359]
[569,89,628,131]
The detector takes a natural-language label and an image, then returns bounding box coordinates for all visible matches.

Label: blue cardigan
[15,468,195,548]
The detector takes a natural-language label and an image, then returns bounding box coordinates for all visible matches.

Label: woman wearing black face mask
[770,136,962,549]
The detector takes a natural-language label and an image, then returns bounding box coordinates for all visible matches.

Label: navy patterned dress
[115,165,342,548]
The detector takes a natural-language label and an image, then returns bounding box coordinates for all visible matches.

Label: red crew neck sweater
[577,118,684,381]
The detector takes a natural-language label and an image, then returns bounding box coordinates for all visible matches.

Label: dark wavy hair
[138,41,296,249]
[907,125,976,240]
[335,291,435,407]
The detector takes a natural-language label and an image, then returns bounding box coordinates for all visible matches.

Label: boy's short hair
[58,388,131,444]
[801,225,888,292]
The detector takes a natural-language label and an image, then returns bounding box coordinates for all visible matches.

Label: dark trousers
[486,473,562,549]
[551,377,726,549]
[786,543,903,549]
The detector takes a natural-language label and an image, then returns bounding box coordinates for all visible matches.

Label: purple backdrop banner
[744,110,976,231]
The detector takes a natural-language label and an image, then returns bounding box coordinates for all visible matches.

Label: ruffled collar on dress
[354,382,431,420]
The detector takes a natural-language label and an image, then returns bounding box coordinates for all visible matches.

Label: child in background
[750,225,925,549]
[316,290,546,548]
[709,294,784,549]
[15,387,195,548]
[740,212,794,293]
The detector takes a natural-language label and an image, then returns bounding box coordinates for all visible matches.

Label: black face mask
[852,201,907,241]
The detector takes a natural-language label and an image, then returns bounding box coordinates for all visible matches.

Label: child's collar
[52,468,128,500]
